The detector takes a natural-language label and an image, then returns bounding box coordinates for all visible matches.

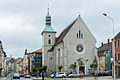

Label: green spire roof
[43,8,55,32]
[46,10,50,17]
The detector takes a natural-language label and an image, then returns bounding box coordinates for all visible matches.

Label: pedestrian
[41,71,44,80]
[53,72,56,78]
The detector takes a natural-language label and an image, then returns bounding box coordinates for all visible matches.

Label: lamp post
[103,13,116,79]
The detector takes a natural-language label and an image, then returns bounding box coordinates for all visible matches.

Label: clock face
[76,44,83,52]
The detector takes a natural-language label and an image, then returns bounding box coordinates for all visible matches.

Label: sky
[0,0,120,58]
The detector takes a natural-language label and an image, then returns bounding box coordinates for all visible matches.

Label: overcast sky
[0,0,120,58]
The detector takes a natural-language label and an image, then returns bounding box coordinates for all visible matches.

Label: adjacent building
[112,32,120,77]
[14,57,23,74]
[97,39,112,71]
[0,41,7,76]
[23,49,42,74]
[41,9,98,75]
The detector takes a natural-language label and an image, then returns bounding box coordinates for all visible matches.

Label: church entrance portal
[79,66,85,75]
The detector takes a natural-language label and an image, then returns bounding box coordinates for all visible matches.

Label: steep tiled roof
[55,19,77,45]
[115,32,120,39]
[27,52,34,56]
[48,19,77,52]
[33,48,42,53]
[27,48,42,56]
[15,57,22,62]
[98,42,112,52]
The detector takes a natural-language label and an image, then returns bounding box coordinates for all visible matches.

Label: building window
[115,41,116,47]
[115,54,117,61]
[77,33,78,38]
[118,53,120,61]
[81,33,83,38]
[79,30,81,38]
[58,49,60,65]
[119,67,120,76]
[77,30,83,39]
[50,57,52,60]
[118,40,119,47]
[48,39,51,44]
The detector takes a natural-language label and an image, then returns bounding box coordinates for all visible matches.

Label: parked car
[20,74,24,77]
[13,73,20,79]
[98,71,107,76]
[68,72,84,77]
[106,70,112,76]
[50,72,66,78]
[24,74,31,78]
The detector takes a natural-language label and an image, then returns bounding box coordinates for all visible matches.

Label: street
[0,76,120,80]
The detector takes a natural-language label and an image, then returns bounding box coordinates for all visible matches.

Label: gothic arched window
[79,30,81,38]
[77,33,78,38]
[77,30,83,39]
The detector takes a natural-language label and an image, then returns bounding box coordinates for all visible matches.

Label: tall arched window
[77,30,83,39]
[48,39,51,44]
[81,33,83,39]
[79,30,81,38]
[118,40,119,47]
[77,33,78,38]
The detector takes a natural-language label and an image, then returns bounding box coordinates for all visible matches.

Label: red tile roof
[15,57,22,62]
[27,48,42,56]
[115,32,120,39]
[33,48,42,53]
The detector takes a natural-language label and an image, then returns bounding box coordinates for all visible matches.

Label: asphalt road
[0,76,118,80]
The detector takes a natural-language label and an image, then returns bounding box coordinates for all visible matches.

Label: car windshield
[73,72,79,74]
[73,72,77,74]
[58,73,64,74]
[14,73,19,76]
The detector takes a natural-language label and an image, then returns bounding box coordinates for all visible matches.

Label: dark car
[106,70,112,76]
[98,71,107,76]
[13,73,20,79]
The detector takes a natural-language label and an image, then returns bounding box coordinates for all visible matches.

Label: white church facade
[41,9,98,75]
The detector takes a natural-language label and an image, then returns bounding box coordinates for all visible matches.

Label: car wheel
[70,76,73,78]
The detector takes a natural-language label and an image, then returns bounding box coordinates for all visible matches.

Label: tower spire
[46,7,51,26]
[42,8,56,32]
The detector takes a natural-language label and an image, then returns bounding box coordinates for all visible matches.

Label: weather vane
[78,10,80,16]
[48,4,49,11]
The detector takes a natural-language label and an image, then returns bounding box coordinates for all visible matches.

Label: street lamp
[103,13,116,79]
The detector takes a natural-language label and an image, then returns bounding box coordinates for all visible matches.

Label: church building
[41,9,98,75]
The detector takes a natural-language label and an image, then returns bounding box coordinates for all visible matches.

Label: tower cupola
[43,8,56,32]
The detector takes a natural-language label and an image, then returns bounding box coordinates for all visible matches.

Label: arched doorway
[77,58,85,75]
[79,65,85,75]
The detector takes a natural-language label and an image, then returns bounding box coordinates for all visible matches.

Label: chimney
[108,39,110,44]
[101,42,104,46]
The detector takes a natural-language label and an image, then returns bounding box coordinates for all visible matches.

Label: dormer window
[77,30,83,39]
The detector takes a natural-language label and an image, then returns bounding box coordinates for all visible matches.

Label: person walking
[53,72,56,78]
[41,71,44,80]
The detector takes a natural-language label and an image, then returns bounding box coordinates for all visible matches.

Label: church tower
[41,8,56,67]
